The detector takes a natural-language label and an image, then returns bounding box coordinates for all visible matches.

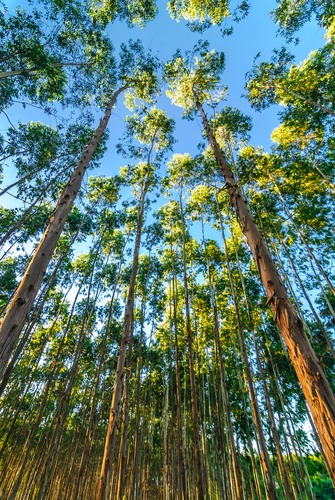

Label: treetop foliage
[271,0,335,40]
[0,1,334,498]
[165,41,225,117]
[89,0,157,27]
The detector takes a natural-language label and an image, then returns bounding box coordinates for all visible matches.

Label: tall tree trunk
[201,214,242,500]
[0,224,82,393]
[196,99,335,481]
[73,256,123,500]
[179,190,205,499]
[171,266,188,500]
[130,300,146,499]
[96,179,148,500]
[0,86,127,376]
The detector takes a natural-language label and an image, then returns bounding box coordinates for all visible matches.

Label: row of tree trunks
[0,86,127,379]
[196,99,335,483]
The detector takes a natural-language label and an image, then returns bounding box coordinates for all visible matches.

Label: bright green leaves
[246,48,295,111]
[0,7,67,107]
[0,257,18,311]
[118,107,175,174]
[117,40,159,109]
[210,107,252,152]
[165,43,225,117]
[89,0,157,28]
[165,153,195,191]
[270,122,323,149]
[118,108,175,206]
[2,118,106,203]
[87,176,120,205]
[167,0,250,31]
[271,0,335,39]
[168,0,230,24]
[6,121,61,170]
[0,2,118,111]
[247,43,335,117]
[125,108,175,153]
[246,38,335,169]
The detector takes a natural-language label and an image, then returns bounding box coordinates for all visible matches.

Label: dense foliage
[0,0,334,498]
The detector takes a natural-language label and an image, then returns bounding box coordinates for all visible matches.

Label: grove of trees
[0,0,334,498]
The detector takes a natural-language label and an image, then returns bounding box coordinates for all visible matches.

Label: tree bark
[171,267,188,500]
[179,191,204,500]
[0,86,127,376]
[196,100,335,483]
[96,179,148,500]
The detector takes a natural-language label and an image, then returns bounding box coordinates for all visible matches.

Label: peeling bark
[197,99,335,484]
[0,86,127,378]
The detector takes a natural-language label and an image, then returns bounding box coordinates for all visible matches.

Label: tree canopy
[0,1,334,499]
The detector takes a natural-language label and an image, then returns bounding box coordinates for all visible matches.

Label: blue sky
[0,1,325,205]
[102,1,324,151]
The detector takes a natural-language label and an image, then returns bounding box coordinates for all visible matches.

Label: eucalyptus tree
[237,144,335,292]
[271,0,335,40]
[246,34,335,155]
[0,41,159,380]
[0,122,60,198]
[0,119,105,198]
[163,154,207,499]
[236,143,335,374]
[88,0,157,26]
[0,0,158,111]
[155,203,191,499]
[164,42,335,481]
[167,0,249,32]
[97,107,175,500]
[0,1,106,110]
[245,21,335,243]
[0,5,67,109]
[0,118,107,251]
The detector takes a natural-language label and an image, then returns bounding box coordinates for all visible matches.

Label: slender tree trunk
[0,163,73,247]
[131,301,146,499]
[179,190,205,499]
[96,180,148,500]
[201,214,242,500]
[116,326,134,500]
[73,259,123,500]
[171,267,188,500]
[0,86,127,375]
[197,99,335,481]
